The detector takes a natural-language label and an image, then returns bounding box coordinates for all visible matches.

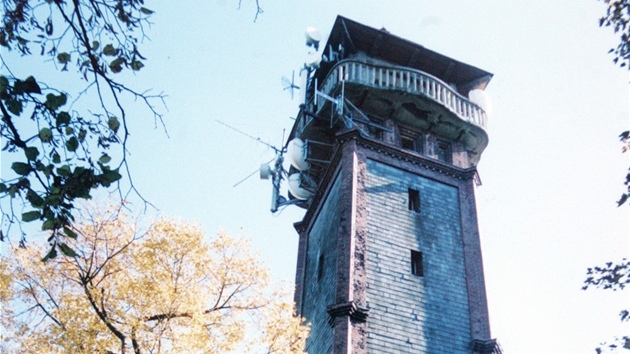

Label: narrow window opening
[317,253,325,281]
[408,188,420,213]
[369,126,383,141]
[436,140,452,163]
[411,250,423,277]
[401,136,416,151]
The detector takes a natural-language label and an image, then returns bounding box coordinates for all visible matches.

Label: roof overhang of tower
[314,16,493,97]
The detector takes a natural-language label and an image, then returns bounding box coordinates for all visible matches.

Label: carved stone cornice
[336,129,478,181]
[295,128,479,235]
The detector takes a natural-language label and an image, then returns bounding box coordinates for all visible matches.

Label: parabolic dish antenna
[287,138,310,171]
[305,26,322,49]
[259,163,272,180]
[288,173,314,200]
[305,52,321,69]
[468,89,493,117]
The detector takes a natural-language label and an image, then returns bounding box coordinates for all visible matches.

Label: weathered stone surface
[300,173,342,354]
[294,130,492,354]
[364,158,472,353]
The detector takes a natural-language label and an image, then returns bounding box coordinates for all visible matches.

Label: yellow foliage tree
[0,205,308,354]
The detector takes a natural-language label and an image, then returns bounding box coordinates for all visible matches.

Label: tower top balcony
[314,16,493,102]
[291,16,493,167]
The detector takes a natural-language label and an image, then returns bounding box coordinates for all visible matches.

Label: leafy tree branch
[599,0,630,69]
[1,0,165,252]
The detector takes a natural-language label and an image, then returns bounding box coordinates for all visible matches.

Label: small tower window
[411,250,423,277]
[369,126,384,141]
[317,253,325,281]
[436,140,452,163]
[408,188,420,213]
[401,136,416,151]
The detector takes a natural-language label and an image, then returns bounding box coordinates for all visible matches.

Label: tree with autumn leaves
[0,204,308,353]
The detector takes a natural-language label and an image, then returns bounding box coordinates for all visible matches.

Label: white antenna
[215,119,280,152]
[305,26,322,50]
[468,89,493,117]
[287,138,310,171]
[281,70,300,100]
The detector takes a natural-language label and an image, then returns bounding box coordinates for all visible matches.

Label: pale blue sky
[2,1,629,353]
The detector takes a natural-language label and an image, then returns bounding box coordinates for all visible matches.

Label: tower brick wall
[293,130,493,354]
[296,174,341,353]
[365,158,471,353]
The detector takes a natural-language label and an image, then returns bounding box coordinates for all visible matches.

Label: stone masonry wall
[365,158,472,353]
[302,172,342,354]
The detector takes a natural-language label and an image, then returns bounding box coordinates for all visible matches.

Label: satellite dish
[260,163,272,180]
[287,138,310,171]
[305,52,321,69]
[468,89,493,117]
[281,70,300,100]
[287,173,314,200]
[305,26,322,50]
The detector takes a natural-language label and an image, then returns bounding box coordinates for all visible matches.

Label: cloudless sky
[2,1,629,353]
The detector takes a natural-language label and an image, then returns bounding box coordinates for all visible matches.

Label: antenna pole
[270,155,284,213]
[215,120,280,153]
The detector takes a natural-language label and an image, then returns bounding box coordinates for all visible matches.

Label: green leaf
[130,60,144,71]
[0,76,8,94]
[22,210,41,222]
[91,40,100,50]
[6,99,22,115]
[41,219,56,231]
[52,152,61,164]
[108,116,120,132]
[39,127,53,142]
[103,44,117,56]
[24,146,39,161]
[45,93,67,111]
[65,127,74,135]
[0,183,7,193]
[57,52,71,64]
[109,57,126,73]
[78,129,87,142]
[13,80,26,95]
[8,186,17,198]
[43,164,53,178]
[57,165,71,177]
[41,247,57,262]
[140,7,154,14]
[63,226,78,239]
[11,162,31,176]
[27,189,45,208]
[56,111,71,127]
[99,154,112,164]
[59,243,77,257]
[23,76,41,94]
[100,169,122,187]
[65,137,79,152]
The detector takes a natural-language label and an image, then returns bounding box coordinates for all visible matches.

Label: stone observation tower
[275,16,501,354]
